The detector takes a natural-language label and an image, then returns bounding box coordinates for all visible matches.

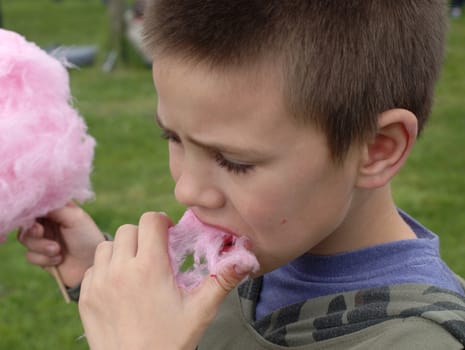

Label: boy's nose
[174,168,225,209]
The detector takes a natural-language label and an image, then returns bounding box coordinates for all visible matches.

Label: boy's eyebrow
[154,112,266,158]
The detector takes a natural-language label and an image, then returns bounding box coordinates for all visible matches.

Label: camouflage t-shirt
[198,277,465,349]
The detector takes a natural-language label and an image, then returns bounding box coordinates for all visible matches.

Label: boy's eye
[160,129,181,143]
[161,129,254,174]
[214,153,255,175]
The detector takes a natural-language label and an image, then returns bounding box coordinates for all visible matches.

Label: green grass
[1,1,465,349]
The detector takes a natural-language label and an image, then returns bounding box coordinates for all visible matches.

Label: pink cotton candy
[0,29,95,240]
[169,209,259,290]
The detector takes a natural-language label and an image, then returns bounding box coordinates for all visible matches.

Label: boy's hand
[18,202,105,287]
[78,212,249,350]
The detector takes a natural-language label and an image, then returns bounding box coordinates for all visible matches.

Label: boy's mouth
[219,235,236,254]
[169,209,260,290]
[189,210,252,256]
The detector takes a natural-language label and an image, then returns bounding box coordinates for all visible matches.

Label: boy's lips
[190,210,254,253]
[191,211,241,238]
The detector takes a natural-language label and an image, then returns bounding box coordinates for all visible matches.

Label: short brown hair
[143,1,448,161]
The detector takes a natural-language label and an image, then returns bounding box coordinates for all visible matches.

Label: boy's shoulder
[198,277,465,349]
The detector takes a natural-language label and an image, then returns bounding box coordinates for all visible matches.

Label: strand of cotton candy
[168,209,260,290]
[0,29,95,241]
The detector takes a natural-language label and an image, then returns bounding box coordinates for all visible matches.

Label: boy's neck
[309,185,416,255]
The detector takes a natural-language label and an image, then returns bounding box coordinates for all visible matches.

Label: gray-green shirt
[198,277,465,349]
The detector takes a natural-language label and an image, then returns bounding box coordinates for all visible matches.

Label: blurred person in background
[451,0,464,17]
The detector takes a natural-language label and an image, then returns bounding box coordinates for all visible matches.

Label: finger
[45,203,85,229]
[79,265,94,300]
[25,251,63,267]
[136,212,171,267]
[21,235,61,257]
[190,265,250,319]
[92,241,113,275]
[36,218,69,256]
[20,221,67,261]
[112,224,138,262]
[17,222,44,243]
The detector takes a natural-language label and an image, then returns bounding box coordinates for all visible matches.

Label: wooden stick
[45,265,71,304]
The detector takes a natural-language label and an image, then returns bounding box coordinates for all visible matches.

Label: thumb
[189,265,250,321]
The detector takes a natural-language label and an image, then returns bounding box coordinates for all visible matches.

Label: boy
[19,1,465,349]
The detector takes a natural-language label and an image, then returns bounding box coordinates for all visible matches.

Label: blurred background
[0,1,464,349]
[1,1,183,348]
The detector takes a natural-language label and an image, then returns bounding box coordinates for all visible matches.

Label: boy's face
[153,57,362,274]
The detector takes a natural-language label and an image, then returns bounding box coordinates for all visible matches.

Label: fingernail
[47,244,58,254]
[233,265,248,277]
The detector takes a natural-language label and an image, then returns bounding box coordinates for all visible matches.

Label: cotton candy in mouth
[167,209,260,290]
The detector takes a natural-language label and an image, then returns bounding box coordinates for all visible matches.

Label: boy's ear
[356,109,418,189]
